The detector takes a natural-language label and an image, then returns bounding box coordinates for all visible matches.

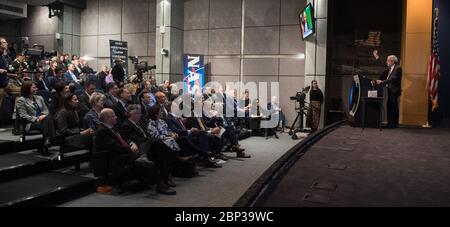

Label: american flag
[427,8,440,112]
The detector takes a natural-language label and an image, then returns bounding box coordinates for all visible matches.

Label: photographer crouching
[306,80,324,133]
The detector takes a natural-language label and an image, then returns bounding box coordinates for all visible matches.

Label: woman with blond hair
[83,92,106,131]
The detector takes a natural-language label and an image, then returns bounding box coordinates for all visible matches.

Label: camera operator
[6,52,27,99]
[0,37,17,131]
[112,58,125,87]
[306,80,324,133]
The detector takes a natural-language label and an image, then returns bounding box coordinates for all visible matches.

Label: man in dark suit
[376,55,402,129]
[78,81,97,121]
[95,108,175,195]
[155,91,169,117]
[104,82,119,109]
[112,87,133,125]
[119,104,177,188]
[164,102,217,159]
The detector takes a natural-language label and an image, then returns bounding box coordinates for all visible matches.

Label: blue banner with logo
[183,54,205,95]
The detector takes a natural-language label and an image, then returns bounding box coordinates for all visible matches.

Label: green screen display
[299,3,315,39]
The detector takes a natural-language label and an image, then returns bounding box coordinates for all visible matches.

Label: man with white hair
[376,55,403,129]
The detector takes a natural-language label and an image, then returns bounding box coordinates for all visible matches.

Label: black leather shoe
[215,153,229,161]
[157,183,177,195]
[237,151,251,158]
[205,159,222,168]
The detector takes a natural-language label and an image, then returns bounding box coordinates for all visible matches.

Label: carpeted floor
[60,133,301,207]
[262,126,450,207]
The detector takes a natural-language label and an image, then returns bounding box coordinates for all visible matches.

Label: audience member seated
[78,81,97,121]
[164,101,223,161]
[56,93,94,151]
[63,64,82,92]
[95,108,175,195]
[147,105,221,168]
[136,80,153,103]
[48,67,65,91]
[240,90,252,129]
[46,61,58,79]
[112,87,133,125]
[97,66,110,92]
[159,80,171,97]
[83,92,105,131]
[35,70,51,103]
[252,99,279,139]
[104,82,119,109]
[139,91,156,125]
[268,96,286,131]
[16,81,53,154]
[49,81,69,115]
[149,77,159,94]
[155,91,169,117]
[119,104,177,188]
[201,100,250,158]
[80,59,94,75]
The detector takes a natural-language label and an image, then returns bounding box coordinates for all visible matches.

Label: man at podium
[374,55,403,129]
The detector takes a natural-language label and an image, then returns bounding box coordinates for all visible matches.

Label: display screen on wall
[183,54,205,95]
[299,3,315,40]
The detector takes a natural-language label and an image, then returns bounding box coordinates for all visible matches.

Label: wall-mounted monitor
[299,3,315,40]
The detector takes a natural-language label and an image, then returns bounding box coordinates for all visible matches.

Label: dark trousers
[188,131,213,153]
[29,116,53,137]
[111,154,159,187]
[176,136,209,157]
[145,140,176,182]
[222,126,239,146]
[387,94,400,128]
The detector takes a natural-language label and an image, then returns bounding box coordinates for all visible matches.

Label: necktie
[112,129,129,149]
[43,79,49,91]
[387,66,395,80]
[177,117,187,131]
[70,72,78,82]
[133,122,147,138]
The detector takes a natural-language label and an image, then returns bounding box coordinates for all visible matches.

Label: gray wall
[184,0,307,125]
[0,6,57,52]
[0,5,79,54]
[80,0,157,74]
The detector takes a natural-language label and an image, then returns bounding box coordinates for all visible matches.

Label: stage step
[0,153,52,183]
[0,140,15,155]
[0,172,95,207]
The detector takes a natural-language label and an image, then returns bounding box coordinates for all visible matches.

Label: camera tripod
[288,102,309,140]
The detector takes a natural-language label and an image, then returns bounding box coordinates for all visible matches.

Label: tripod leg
[289,113,300,136]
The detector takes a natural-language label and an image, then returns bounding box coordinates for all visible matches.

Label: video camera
[129,56,156,82]
[24,45,57,71]
[290,86,311,104]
